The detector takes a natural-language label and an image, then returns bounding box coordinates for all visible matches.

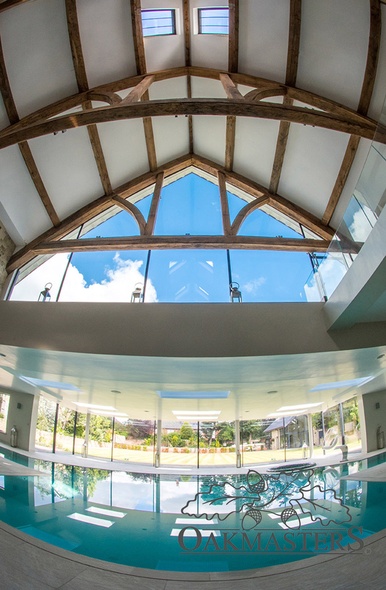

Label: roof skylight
[198,8,229,34]
[141,9,176,37]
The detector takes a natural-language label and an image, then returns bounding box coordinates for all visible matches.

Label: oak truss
[0,0,383,275]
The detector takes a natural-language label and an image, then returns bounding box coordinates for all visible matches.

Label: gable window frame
[197,7,229,35]
[141,9,177,38]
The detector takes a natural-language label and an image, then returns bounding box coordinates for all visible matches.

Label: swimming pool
[0,447,385,572]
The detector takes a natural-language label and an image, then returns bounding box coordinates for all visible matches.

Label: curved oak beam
[31,236,331,255]
[111,196,147,235]
[1,66,377,138]
[0,99,381,150]
[230,197,270,235]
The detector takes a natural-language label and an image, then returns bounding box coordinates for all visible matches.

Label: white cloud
[242,277,266,295]
[349,205,375,242]
[11,253,158,302]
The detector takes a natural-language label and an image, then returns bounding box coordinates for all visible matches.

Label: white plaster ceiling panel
[152,116,189,167]
[368,13,386,120]
[190,35,228,71]
[1,343,385,421]
[279,125,351,219]
[149,77,187,100]
[189,0,229,71]
[238,0,289,83]
[141,0,185,72]
[233,117,280,189]
[28,128,104,220]
[76,0,136,88]
[96,119,150,189]
[193,116,226,164]
[0,0,78,119]
[144,33,185,73]
[191,76,226,99]
[296,0,369,110]
[0,146,52,244]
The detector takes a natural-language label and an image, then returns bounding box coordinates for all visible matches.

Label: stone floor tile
[60,567,167,590]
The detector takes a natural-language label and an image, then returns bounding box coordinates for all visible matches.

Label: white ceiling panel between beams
[28,128,104,220]
[238,0,289,82]
[191,76,226,99]
[76,0,137,88]
[279,125,351,219]
[233,118,281,189]
[297,0,369,110]
[152,116,189,167]
[0,145,53,244]
[193,115,226,165]
[0,0,78,118]
[96,119,150,188]
[149,77,187,100]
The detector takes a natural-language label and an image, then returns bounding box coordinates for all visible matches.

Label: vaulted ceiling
[1,0,385,276]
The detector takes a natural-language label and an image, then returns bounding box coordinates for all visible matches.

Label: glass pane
[9,253,70,301]
[323,405,341,445]
[230,250,313,302]
[154,173,223,235]
[147,249,229,302]
[134,193,152,220]
[58,250,154,302]
[80,210,140,238]
[237,208,303,238]
[87,415,113,461]
[199,421,236,467]
[74,412,87,456]
[342,397,361,451]
[35,397,57,451]
[0,393,10,433]
[55,406,75,454]
[112,419,154,464]
[199,8,229,34]
[160,421,197,467]
[241,419,284,466]
[141,9,175,37]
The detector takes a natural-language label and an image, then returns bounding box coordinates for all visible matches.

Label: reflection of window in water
[0,394,10,433]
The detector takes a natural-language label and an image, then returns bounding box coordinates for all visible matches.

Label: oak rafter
[65,0,112,196]
[269,0,302,196]
[0,37,59,226]
[130,0,158,171]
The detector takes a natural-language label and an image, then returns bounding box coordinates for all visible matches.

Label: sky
[11,173,323,304]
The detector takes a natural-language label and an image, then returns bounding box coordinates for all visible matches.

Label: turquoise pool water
[0,447,385,572]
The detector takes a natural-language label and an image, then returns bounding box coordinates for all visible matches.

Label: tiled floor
[1,446,386,589]
[1,520,386,589]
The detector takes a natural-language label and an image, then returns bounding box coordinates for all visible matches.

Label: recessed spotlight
[377,354,385,360]
[267,390,277,394]
[111,390,121,394]
[0,353,6,358]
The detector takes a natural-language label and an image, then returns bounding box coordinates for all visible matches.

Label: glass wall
[147,250,229,302]
[35,397,57,451]
[0,393,10,433]
[55,406,76,453]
